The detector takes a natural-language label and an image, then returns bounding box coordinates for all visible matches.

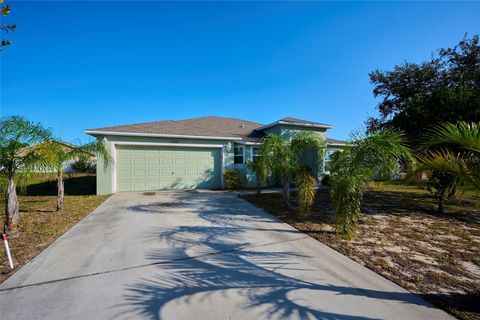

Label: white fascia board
[85,130,242,141]
[112,141,224,148]
[255,121,333,131]
[327,142,347,147]
[235,141,262,145]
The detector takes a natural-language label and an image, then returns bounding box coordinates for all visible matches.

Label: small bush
[224,169,241,190]
[427,170,456,213]
[71,158,96,173]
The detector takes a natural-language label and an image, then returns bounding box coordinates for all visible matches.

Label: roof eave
[84,130,243,141]
[255,120,333,131]
[327,142,347,147]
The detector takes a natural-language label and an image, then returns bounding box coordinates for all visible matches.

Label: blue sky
[1,1,479,142]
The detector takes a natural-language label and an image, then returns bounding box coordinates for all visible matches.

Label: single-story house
[85,116,346,195]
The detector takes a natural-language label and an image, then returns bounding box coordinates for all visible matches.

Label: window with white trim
[251,146,261,161]
[323,149,334,172]
[234,145,244,164]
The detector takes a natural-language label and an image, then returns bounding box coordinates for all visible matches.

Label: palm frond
[416,149,480,190]
[290,131,326,164]
[78,140,112,169]
[329,129,411,239]
[295,166,316,214]
[421,121,480,154]
[246,157,268,182]
[258,132,326,211]
[0,116,52,146]
[416,121,480,191]
[0,116,53,177]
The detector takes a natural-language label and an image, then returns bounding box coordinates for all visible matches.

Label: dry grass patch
[0,174,109,283]
[0,195,109,283]
[241,183,480,320]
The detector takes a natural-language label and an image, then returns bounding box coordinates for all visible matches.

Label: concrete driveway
[0,191,453,320]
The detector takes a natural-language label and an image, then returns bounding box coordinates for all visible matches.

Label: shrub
[427,170,456,213]
[296,168,317,214]
[224,169,241,190]
[71,158,96,173]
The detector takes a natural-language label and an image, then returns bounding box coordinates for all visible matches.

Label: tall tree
[0,116,52,237]
[1,0,16,49]
[367,35,480,145]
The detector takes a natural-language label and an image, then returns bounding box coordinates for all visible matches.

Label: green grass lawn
[241,183,480,320]
[0,174,109,283]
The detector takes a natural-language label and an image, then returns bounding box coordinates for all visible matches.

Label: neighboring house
[22,140,96,173]
[85,117,346,195]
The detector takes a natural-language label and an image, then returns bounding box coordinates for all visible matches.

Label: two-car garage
[114,144,223,192]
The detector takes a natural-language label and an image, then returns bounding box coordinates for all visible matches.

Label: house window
[323,150,334,172]
[252,147,261,161]
[234,145,244,164]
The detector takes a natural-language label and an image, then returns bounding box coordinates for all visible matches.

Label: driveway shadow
[117,192,439,320]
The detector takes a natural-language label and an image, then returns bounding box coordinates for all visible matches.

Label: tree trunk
[437,197,444,214]
[255,174,261,197]
[282,176,290,209]
[4,177,20,238]
[437,190,445,214]
[57,171,64,211]
[447,185,457,201]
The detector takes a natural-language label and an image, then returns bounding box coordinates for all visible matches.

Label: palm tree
[329,130,411,239]
[257,131,325,209]
[39,140,111,211]
[0,116,52,237]
[417,122,480,190]
[295,165,317,214]
[245,157,268,196]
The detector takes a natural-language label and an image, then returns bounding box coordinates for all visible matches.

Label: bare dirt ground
[241,183,480,320]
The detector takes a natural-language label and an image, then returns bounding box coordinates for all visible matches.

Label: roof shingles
[87,116,343,144]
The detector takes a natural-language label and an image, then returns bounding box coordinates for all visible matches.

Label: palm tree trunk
[437,195,445,214]
[4,177,20,238]
[57,170,64,211]
[282,176,290,209]
[437,191,445,214]
[255,172,261,196]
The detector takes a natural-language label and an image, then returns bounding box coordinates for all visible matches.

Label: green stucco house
[85,116,345,195]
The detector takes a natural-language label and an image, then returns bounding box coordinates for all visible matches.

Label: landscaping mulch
[241,183,480,320]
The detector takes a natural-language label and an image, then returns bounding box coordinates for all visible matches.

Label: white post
[3,234,14,269]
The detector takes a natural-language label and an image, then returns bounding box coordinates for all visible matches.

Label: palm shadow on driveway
[117,192,437,320]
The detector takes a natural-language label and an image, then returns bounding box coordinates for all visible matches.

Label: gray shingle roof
[86,116,340,143]
[87,116,265,141]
